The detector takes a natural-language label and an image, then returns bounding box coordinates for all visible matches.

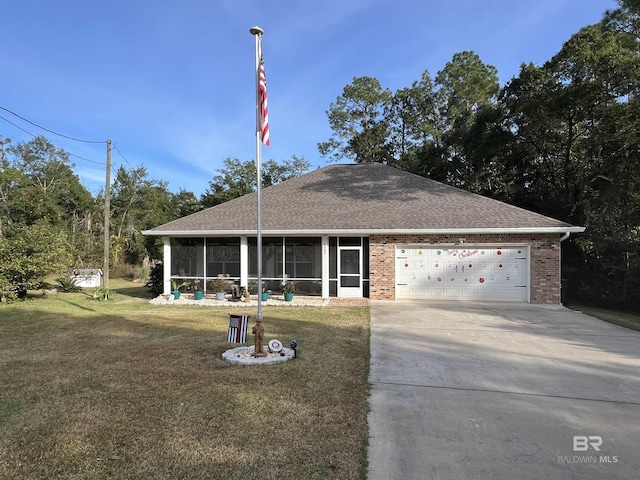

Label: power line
[0,114,37,137]
[69,152,107,166]
[111,144,169,206]
[1,114,106,166]
[1,107,167,203]
[113,143,152,185]
[0,106,107,144]
[112,142,133,168]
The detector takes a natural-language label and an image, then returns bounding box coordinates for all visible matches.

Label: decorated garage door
[396,246,528,301]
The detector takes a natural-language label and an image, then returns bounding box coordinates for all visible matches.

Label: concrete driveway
[367,300,640,480]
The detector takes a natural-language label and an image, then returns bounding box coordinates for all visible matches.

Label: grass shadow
[113,286,154,300]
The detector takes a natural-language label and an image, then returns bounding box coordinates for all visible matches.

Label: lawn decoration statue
[252,319,266,357]
[229,284,246,302]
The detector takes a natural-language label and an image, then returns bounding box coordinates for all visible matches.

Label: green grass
[568,304,640,332]
[0,282,370,479]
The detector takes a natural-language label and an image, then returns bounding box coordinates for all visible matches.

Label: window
[249,237,283,278]
[206,238,240,278]
[285,238,321,279]
[171,238,204,277]
[248,237,322,293]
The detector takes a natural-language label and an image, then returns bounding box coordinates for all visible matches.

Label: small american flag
[227,315,249,343]
[258,58,270,146]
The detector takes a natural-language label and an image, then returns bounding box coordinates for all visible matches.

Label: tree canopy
[201,155,311,207]
[318,4,640,309]
[318,77,393,164]
[0,134,311,299]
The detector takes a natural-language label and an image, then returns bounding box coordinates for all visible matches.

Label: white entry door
[338,247,362,297]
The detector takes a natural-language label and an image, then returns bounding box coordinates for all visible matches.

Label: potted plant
[261,288,270,302]
[193,280,204,300]
[210,277,228,301]
[171,279,189,299]
[281,282,295,302]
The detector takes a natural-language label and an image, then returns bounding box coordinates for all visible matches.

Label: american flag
[258,57,270,146]
[227,314,249,343]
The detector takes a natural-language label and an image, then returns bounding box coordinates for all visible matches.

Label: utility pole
[0,136,10,242]
[103,139,111,289]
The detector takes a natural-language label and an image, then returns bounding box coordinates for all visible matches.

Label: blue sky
[1,0,617,196]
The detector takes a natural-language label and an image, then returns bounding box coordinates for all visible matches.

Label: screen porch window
[171,238,204,277]
[206,238,240,278]
[248,237,322,293]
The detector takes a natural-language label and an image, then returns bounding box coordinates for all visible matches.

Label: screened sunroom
[165,236,370,298]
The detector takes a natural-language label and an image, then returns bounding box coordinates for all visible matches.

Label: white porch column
[240,236,249,288]
[321,236,329,298]
[163,237,171,294]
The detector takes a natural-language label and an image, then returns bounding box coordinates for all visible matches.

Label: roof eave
[142,226,586,237]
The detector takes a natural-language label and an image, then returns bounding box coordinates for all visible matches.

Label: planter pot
[215,292,226,301]
[194,291,204,300]
[284,292,294,302]
[261,292,269,301]
[173,291,181,300]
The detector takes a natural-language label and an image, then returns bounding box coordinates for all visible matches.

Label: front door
[338,247,362,297]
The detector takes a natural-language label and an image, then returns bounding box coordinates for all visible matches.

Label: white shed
[71,269,103,288]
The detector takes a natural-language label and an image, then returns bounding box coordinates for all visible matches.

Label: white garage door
[396,246,529,301]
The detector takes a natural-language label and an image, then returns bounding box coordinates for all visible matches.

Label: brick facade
[369,234,562,304]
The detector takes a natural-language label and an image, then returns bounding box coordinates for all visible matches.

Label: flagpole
[250,25,264,320]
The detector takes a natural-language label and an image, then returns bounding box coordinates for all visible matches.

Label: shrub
[210,278,229,292]
[92,286,115,301]
[0,275,17,303]
[55,276,82,293]
[112,263,137,280]
[0,222,73,298]
[145,263,164,297]
[136,266,150,284]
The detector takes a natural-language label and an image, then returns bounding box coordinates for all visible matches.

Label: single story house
[142,163,584,304]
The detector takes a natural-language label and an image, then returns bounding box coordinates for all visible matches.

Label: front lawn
[0,286,370,479]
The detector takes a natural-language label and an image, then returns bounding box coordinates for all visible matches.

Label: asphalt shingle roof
[144,163,581,235]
